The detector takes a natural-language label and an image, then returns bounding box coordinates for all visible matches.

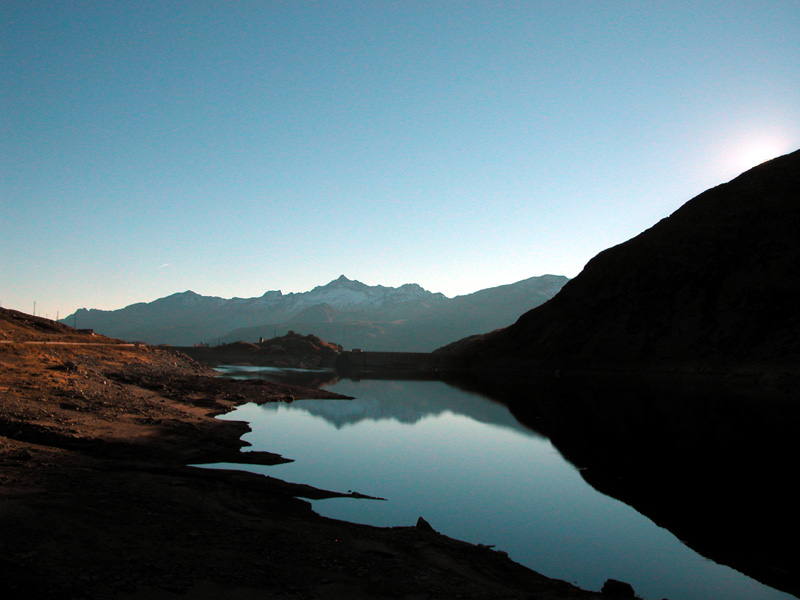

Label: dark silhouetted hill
[442,149,800,379]
[181,331,343,369]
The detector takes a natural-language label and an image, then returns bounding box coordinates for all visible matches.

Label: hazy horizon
[4,2,799,318]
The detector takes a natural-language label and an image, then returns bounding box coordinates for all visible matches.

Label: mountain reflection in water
[209,367,797,600]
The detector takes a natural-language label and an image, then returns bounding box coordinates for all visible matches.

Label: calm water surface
[207,367,793,600]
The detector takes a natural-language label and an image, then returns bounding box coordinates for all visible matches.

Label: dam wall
[335,350,443,378]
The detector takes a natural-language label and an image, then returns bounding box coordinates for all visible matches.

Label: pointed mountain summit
[443,149,800,378]
[316,274,363,290]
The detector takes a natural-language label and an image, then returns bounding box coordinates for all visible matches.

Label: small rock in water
[415,516,435,532]
[601,578,639,598]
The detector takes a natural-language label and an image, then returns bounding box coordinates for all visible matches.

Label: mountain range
[63,274,567,351]
[443,149,800,379]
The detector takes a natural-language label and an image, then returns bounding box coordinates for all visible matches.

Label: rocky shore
[0,309,616,600]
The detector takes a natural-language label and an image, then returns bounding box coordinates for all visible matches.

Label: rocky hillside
[180,330,343,369]
[443,149,800,378]
[63,274,568,351]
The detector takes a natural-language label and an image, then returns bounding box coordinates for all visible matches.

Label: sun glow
[722,136,791,177]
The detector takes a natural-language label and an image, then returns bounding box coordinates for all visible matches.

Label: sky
[3,1,799,320]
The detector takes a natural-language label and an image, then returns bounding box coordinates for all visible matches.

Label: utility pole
[33,301,36,316]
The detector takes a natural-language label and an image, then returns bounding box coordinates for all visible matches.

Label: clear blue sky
[3,1,799,319]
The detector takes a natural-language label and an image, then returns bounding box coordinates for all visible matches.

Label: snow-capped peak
[287,276,438,313]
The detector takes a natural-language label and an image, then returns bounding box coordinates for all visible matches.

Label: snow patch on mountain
[287,275,443,315]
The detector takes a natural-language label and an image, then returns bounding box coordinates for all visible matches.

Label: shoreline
[0,310,613,599]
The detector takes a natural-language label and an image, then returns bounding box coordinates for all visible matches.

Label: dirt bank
[0,309,612,599]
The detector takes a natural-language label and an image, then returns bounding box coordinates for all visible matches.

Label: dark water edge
[447,372,800,600]
[216,361,800,599]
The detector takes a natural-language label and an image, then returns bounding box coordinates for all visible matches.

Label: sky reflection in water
[209,376,793,600]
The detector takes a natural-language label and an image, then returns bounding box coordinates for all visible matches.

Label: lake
[205,367,796,600]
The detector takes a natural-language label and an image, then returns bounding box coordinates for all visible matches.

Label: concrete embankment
[334,350,444,379]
